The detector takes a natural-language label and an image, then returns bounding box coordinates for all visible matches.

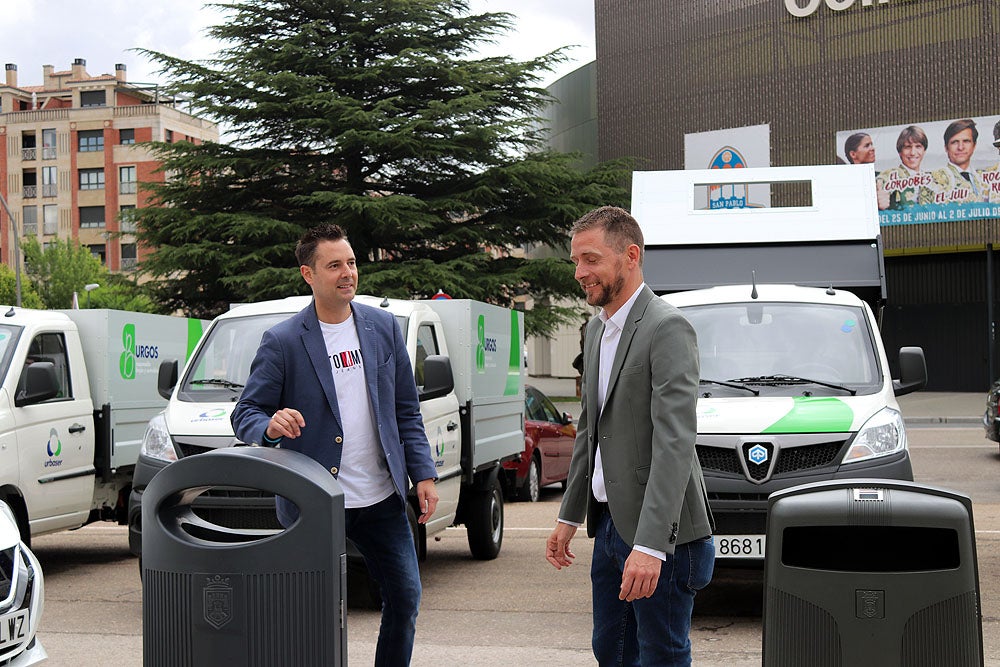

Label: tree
[23,238,106,310]
[135,0,630,334]
[0,264,44,309]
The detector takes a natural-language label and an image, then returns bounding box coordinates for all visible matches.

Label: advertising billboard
[685,124,771,210]
[836,116,1000,226]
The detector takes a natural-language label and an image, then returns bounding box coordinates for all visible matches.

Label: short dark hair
[570,206,644,265]
[944,118,978,146]
[843,132,870,164]
[895,126,928,153]
[295,224,349,267]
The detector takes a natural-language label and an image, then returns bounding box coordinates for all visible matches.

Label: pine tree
[135,0,630,332]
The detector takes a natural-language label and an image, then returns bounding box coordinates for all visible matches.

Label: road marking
[910,445,993,449]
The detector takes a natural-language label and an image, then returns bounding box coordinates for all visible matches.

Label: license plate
[714,535,766,559]
[0,608,28,648]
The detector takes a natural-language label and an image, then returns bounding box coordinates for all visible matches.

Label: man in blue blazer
[232,223,438,667]
[546,206,714,666]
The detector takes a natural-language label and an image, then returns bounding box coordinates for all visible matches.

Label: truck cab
[632,164,927,562]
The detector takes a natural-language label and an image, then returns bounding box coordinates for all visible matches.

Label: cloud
[5,0,593,88]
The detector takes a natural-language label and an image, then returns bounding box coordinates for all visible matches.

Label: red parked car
[504,384,577,502]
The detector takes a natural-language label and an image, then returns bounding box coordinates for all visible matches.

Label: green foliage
[21,238,158,312]
[23,238,105,309]
[134,0,631,333]
[0,264,44,309]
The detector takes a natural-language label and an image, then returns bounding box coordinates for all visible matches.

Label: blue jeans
[591,509,715,666]
[345,495,421,667]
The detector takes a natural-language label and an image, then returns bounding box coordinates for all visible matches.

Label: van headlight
[141,413,177,462]
[843,407,906,463]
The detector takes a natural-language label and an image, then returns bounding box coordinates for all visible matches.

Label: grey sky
[4,0,595,88]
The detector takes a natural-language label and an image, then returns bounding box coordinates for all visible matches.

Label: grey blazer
[558,285,714,554]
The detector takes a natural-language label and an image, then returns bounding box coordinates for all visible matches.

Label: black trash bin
[142,447,346,667]
[763,479,983,667]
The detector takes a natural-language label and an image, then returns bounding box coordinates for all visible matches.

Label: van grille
[697,439,848,481]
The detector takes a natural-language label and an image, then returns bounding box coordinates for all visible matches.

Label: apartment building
[0,58,218,272]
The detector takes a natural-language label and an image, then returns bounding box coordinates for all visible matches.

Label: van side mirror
[158,359,179,400]
[15,361,60,407]
[893,346,927,397]
[419,355,454,401]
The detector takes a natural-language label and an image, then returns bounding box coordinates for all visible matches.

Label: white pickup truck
[0,307,204,544]
[128,295,525,600]
[632,164,927,562]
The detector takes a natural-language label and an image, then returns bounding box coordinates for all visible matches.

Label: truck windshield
[681,302,881,396]
[0,325,22,387]
[178,313,292,401]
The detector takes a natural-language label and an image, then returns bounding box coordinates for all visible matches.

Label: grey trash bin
[142,447,346,667]
[763,479,983,667]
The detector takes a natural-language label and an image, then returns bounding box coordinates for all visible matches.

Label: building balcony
[22,185,36,199]
[41,184,57,198]
[120,181,137,195]
[21,148,36,161]
[22,223,37,236]
[120,257,138,271]
[41,147,56,160]
[43,222,58,235]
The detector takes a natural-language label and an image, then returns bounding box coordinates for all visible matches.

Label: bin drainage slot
[782,525,960,572]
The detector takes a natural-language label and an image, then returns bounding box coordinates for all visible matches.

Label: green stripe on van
[762,397,854,433]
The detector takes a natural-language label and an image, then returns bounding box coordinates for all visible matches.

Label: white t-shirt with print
[320,316,395,508]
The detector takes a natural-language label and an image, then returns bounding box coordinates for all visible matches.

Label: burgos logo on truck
[119,323,159,380]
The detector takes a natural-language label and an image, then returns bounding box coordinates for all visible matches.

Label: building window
[121,243,137,271]
[78,130,104,152]
[80,206,105,229]
[80,90,106,107]
[119,166,137,194]
[79,169,104,190]
[21,132,37,161]
[42,129,56,160]
[120,205,137,233]
[22,206,38,236]
[41,167,57,197]
[119,128,135,145]
[165,129,174,143]
[43,205,58,235]
[88,244,106,264]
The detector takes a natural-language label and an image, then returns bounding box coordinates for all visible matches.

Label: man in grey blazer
[546,206,714,666]
[232,224,439,667]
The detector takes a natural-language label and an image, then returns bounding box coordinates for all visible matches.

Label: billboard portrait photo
[836,115,1000,226]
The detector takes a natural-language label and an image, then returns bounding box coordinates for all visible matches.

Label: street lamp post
[84,283,99,309]
[0,191,22,307]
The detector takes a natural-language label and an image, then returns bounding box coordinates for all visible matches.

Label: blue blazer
[231,300,438,524]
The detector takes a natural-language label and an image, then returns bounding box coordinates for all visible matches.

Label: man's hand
[620,549,662,601]
[546,522,577,569]
[266,408,305,440]
[415,479,438,524]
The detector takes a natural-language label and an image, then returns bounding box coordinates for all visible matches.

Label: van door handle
[447,421,458,431]
[68,423,86,434]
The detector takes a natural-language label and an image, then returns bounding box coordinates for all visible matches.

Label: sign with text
[836,115,1000,226]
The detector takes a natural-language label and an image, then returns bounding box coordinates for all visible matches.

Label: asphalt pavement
[528,375,986,428]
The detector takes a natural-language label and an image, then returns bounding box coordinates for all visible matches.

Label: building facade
[0,59,217,273]
[565,0,1000,390]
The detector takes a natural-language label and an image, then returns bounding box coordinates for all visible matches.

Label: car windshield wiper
[699,378,759,396]
[188,378,245,391]
[732,374,856,396]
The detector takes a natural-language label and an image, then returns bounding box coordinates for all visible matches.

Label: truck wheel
[467,478,503,560]
[518,457,541,503]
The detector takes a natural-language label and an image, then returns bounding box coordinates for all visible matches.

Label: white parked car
[0,501,46,665]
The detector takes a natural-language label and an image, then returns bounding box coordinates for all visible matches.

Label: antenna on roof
[380,297,390,308]
[4,307,15,318]
[826,284,836,296]
[750,270,758,300]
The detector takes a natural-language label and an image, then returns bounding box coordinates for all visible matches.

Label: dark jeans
[591,509,715,666]
[346,495,421,667]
